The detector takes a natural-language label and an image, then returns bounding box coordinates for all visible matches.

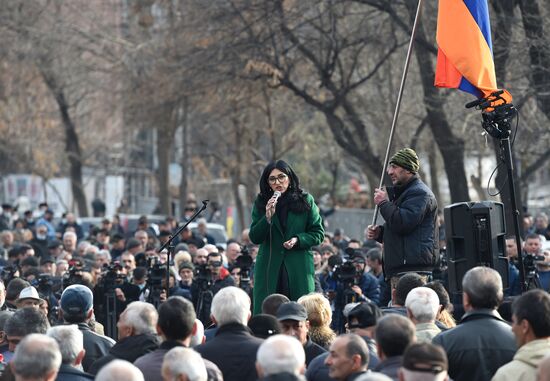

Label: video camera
[332,261,358,285]
[33,273,56,294]
[522,251,547,273]
[63,259,86,287]
[147,256,166,287]
[331,248,365,287]
[235,245,253,278]
[0,265,19,284]
[194,264,213,290]
[98,261,126,290]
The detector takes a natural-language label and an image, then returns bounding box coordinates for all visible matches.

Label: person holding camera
[348,251,381,303]
[522,233,550,290]
[191,252,235,325]
[249,160,324,315]
[321,251,380,333]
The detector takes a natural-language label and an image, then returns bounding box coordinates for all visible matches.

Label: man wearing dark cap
[59,285,115,372]
[110,234,126,259]
[367,148,438,290]
[36,209,56,240]
[248,314,281,339]
[40,256,56,276]
[177,262,194,295]
[399,342,449,381]
[47,239,64,260]
[276,301,326,366]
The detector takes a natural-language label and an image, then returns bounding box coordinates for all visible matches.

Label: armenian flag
[435,0,510,102]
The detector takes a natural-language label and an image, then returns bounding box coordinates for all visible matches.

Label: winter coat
[77,322,116,372]
[195,323,264,381]
[134,340,223,381]
[377,176,438,278]
[55,364,94,381]
[88,333,160,374]
[492,338,550,381]
[250,193,324,315]
[374,356,402,381]
[432,309,517,381]
[259,373,306,381]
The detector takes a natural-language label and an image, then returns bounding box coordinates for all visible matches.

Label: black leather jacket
[78,322,116,372]
[432,309,517,381]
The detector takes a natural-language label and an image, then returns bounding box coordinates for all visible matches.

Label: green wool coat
[249,193,324,315]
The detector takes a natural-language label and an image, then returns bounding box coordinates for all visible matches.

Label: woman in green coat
[249,160,324,315]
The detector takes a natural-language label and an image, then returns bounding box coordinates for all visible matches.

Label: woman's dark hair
[425,281,452,310]
[256,160,310,213]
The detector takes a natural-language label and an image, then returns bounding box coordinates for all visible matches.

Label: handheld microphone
[270,191,282,210]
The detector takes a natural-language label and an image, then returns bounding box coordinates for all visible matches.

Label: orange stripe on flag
[435,49,462,89]
[436,0,496,97]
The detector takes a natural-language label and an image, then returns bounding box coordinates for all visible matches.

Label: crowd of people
[0,203,550,381]
[1,150,550,380]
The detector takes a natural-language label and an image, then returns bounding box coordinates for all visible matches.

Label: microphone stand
[159,200,209,297]
[468,91,525,291]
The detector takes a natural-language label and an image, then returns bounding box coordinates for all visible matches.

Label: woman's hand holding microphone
[266,191,281,223]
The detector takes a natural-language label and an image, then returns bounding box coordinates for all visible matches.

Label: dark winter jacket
[260,373,306,381]
[88,333,160,374]
[432,309,516,381]
[55,364,94,381]
[377,176,438,278]
[195,322,264,381]
[374,356,402,381]
[134,340,223,381]
[77,322,116,372]
[304,337,327,366]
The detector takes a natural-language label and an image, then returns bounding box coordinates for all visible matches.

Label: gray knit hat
[389,148,420,173]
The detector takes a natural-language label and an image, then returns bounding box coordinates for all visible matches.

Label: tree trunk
[156,124,173,216]
[518,0,550,117]
[428,143,442,204]
[45,79,88,216]
[231,109,246,234]
[179,98,189,219]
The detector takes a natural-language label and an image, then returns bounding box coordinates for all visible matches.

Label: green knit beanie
[389,148,420,173]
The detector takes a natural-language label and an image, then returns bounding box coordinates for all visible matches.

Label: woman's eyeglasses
[268,174,288,184]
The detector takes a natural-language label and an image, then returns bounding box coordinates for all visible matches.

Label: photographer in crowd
[191,252,235,325]
[321,250,380,333]
[521,233,550,290]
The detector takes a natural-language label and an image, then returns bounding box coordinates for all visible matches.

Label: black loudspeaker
[444,201,509,295]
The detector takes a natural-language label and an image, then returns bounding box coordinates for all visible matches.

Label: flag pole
[371,0,424,226]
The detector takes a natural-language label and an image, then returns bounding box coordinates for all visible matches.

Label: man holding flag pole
[368,0,522,299]
[367,148,439,293]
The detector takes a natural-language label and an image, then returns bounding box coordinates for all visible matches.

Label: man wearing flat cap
[276,301,326,366]
[399,342,449,381]
[367,148,438,292]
